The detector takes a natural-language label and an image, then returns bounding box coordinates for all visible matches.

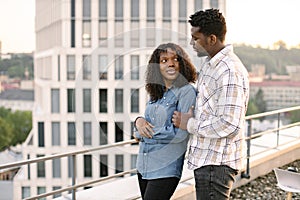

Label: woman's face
[159,48,180,88]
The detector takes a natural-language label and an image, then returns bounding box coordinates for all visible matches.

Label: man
[172,8,249,200]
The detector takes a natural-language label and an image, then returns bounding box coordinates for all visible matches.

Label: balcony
[1,106,300,200]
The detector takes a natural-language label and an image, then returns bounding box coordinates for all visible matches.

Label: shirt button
[166,103,169,106]
[163,97,166,99]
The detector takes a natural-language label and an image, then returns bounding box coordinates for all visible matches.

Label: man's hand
[135,118,154,138]
[172,107,194,130]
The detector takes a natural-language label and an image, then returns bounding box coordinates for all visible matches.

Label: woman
[134,43,197,200]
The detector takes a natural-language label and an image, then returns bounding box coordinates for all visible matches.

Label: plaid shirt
[187,45,249,171]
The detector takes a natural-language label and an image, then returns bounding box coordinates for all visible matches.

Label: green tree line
[0,107,32,151]
[234,43,300,75]
[0,54,33,79]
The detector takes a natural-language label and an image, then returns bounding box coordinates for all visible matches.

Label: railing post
[277,113,281,147]
[72,155,76,200]
[242,119,251,179]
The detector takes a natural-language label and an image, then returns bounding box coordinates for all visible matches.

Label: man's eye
[160,59,167,63]
[174,58,178,62]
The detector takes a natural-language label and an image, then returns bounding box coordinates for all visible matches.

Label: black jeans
[137,173,180,200]
[194,165,238,200]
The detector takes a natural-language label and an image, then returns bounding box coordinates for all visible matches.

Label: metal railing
[241,105,300,178]
[1,106,300,199]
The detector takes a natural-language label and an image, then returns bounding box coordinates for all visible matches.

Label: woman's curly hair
[145,43,197,101]
[189,8,226,42]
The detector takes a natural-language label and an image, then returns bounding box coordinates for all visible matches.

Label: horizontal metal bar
[0,139,137,170]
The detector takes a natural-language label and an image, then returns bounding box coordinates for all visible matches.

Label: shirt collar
[208,44,233,67]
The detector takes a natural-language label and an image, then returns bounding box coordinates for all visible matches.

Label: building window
[83,122,92,145]
[52,122,60,146]
[163,0,171,19]
[115,122,123,142]
[210,0,218,8]
[99,0,107,18]
[100,154,108,177]
[115,0,124,47]
[37,154,45,178]
[131,0,139,18]
[146,21,156,47]
[82,0,91,47]
[99,89,107,113]
[131,122,138,145]
[114,21,124,47]
[99,0,107,46]
[98,55,108,80]
[131,89,139,113]
[130,55,139,80]
[52,158,61,178]
[71,0,76,47]
[68,156,74,178]
[67,89,76,112]
[83,0,91,17]
[194,0,203,11]
[68,122,76,145]
[130,21,139,47]
[83,89,91,112]
[58,55,61,81]
[38,122,44,147]
[82,55,91,80]
[178,21,187,46]
[147,0,155,19]
[37,187,46,200]
[84,155,92,177]
[51,89,60,113]
[114,55,123,80]
[82,20,91,47]
[162,21,171,42]
[179,0,187,47]
[115,155,124,174]
[99,122,108,145]
[22,187,30,199]
[99,20,108,46]
[131,154,138,174]
[115,89,123,113]
[67,55,76,80]
[179,0,187,19]
[147,0,156,47]
[52,186,62,198]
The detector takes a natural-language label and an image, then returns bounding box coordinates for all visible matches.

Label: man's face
[190,26,209,57]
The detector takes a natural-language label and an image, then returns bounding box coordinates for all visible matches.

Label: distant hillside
[234,44,300,75]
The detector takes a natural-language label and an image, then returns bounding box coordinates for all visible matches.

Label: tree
[0,118,13,151]
[7,110,32,146]
[246,99,259,116]
[0,107,32,150]
[290,110,300,123]
[255,89,267,113]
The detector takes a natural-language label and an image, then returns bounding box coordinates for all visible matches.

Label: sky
[0,0,300,53]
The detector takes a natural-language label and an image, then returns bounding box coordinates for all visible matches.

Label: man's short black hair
[189,8,227,42]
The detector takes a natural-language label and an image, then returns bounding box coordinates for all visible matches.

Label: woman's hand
[135,117,154,138]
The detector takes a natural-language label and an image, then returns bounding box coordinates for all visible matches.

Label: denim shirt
[135,84,196,179]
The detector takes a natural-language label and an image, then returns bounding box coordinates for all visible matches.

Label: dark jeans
[194,165,238,200]
[137,173,180,200]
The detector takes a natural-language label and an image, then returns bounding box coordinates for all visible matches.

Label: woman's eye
[161,59,167,63]
[174,58,178,62]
